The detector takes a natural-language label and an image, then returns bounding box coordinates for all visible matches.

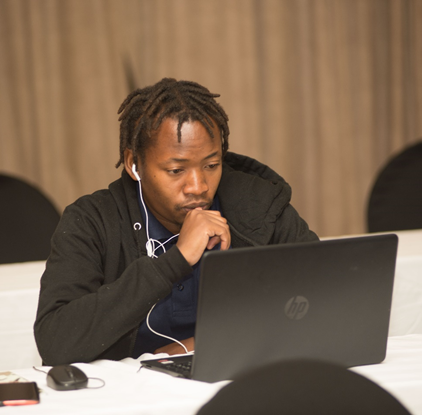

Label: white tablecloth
[321,228,422,258]
[352,335,422,415]
[2,334,421,415]
[0,261,45,370]
[389,255,422,336]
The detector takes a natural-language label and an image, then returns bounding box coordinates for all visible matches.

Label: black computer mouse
[47,365,88,391]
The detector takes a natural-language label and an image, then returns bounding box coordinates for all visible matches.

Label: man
[34,78,318,366]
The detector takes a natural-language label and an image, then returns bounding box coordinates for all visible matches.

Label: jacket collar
[109,170,148,256]
[218,152,292,246]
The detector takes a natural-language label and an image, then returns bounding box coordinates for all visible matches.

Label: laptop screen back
[192,234,398,382]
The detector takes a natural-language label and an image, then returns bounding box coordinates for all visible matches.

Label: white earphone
[131,164,188,352]
[132,164,141,181]
[131,163,179,258]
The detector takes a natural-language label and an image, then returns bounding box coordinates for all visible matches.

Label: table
[321,228,422,257]
[1,335,422,415]
[1,229,421,414]
[0,261,45,370]
[353,335,422,415]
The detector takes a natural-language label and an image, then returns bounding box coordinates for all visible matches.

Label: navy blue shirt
[132,192,223,357]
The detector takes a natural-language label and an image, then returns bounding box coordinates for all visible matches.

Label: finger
[192,208,226,221]
[207,235,221,250]
[203,213,228,229]
[219,232,231,250]
[206,228,231,250]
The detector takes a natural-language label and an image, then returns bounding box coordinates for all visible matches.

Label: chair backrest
[0,174,60,264]
[367,141,422,233]
[197,359,410,415]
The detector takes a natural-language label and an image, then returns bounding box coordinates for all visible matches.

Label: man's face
[133,117,223,234]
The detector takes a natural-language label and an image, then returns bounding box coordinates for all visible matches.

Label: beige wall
[1,0,421,237]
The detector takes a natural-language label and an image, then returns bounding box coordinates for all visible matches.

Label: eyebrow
[165,151,221,163]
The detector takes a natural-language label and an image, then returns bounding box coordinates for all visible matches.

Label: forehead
[146,117,222,159]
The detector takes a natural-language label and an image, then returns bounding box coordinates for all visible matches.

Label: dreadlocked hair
[116,78,230,168]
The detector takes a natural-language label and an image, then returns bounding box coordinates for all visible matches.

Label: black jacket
[34,152,318,365]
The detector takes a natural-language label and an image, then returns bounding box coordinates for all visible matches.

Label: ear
[123,149,141,181]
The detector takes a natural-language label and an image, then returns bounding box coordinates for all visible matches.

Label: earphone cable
[135,172,188,352]
[146,304,190,354]
[136,177,179,258]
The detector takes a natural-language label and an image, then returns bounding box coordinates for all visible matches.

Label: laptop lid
[191,234,398,382]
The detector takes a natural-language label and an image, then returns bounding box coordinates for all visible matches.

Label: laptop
[141,234,398,383]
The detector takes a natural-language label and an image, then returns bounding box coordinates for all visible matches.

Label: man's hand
[154,337,195,355]
[176,208,231,266]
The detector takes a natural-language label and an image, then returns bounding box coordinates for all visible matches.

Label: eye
[206,163,220,170]
[168,169,184,175]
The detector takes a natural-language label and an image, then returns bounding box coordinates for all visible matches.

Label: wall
[1,0,421,237]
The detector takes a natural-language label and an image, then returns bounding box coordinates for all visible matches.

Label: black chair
[367,141,422,233]
[197,359,410,415]
[0,174,61,264]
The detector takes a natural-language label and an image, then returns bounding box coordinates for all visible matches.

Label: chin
[170,212,185,228]
[177,214,187,226]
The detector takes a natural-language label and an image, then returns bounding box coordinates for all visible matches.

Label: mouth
[181,202,211,212]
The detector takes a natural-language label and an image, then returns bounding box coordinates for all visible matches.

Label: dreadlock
[116,78,230,168]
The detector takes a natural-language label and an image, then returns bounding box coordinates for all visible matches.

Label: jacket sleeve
[34,199,192,365]
[272,203,319,244]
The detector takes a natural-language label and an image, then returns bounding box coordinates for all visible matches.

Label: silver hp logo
[285,296,309,320]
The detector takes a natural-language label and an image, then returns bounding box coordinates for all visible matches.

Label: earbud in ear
[132,164,141,181]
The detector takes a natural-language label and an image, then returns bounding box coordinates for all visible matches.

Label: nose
[183,169,209,196]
